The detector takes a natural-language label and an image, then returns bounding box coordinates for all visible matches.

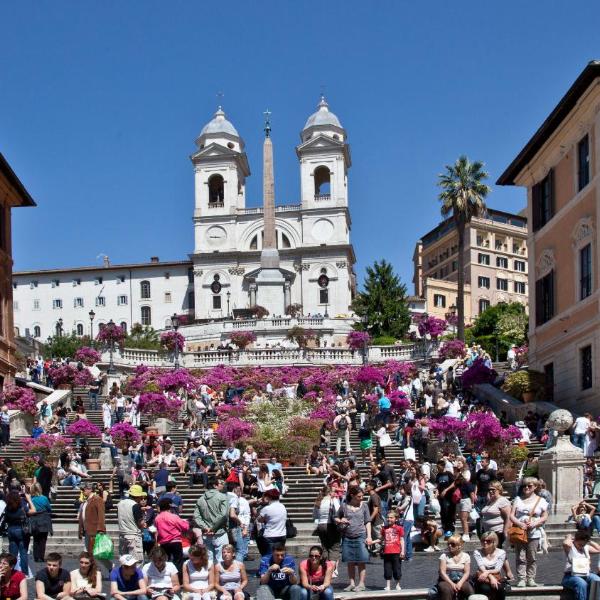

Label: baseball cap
[120,555,139,566]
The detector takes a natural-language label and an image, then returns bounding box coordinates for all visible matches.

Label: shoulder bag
[508,496,541,545]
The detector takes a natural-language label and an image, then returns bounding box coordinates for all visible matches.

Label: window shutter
[532,182,541,232]
[548,270,555,319]
[548,168,555,220]
[535,278,543,326]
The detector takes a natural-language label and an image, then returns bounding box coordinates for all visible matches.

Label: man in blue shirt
[257,543,303,600]
[31,420,45,440]
[109,554,146,600]
[160,481,183,514]
[267,456,283,475]
[378,390,391,425]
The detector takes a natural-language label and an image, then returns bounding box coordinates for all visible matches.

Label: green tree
[124,323,161,350]
[44,333,88,359]
[351,259,411,340]
[438,155,491,341]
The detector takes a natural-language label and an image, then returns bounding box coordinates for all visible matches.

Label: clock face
[206,226,227,247]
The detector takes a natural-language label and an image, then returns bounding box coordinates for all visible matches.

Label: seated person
[571,500,600,534]
[143,546,181,600]
[562,531,600,600]
[35,552,71,600]
[110,554,147,600]
[257,543,302,600]
[0,551,27,600]
[421,516,442,552]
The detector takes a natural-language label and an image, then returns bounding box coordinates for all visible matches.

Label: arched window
[141,306,151,326]
[33,325,41,338]
[140,280,151,299]
[281,233,291,249]
[76,323,84,336]
[208,174,225,205]
[250,234,258,250]
[314,166,331,198]
[120,321,128,334]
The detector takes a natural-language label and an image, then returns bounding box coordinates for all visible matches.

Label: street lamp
[361,314,369,365]
[226,291,231,318]
[171,313,180,369]
[58,318,63,338]
[89,310,96,345]
[107,318,116,374]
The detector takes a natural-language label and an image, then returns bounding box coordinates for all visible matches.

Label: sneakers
[396,583,402,591]
[424,546,435,552]
[434,545,441,551]
[516,580,526,588]
[354,585,366,592]
[527,580,541,587]
[343,584,355,592]
[462,533,470,542]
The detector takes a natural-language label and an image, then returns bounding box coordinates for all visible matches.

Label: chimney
[150,256,159,263]
[103,255,110,268]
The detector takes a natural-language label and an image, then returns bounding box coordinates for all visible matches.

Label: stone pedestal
[537,409,585,520]
[99,447,113,470]
[10,412,33,437]
[155,418,174,435]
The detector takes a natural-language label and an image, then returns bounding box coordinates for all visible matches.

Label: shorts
[360,439,373,450]
[459,498,472,513]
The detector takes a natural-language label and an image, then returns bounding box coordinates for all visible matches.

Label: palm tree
[438,155,491,341]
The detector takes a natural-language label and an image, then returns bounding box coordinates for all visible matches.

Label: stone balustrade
[227,317,325,330]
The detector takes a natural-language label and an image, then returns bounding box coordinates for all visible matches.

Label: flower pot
[281,459,290,468]
[145,426,159,437]
[86,459,101,471]
[58,384,72,390]
[522,391,535,403]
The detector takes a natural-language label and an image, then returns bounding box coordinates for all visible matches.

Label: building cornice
[13,259,193,277]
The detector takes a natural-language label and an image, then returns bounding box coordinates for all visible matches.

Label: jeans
[204,531,228,563]
[257,584,304,600]
[572,433,586,449]
[116,407,124,423]
[591,515,600,534]
[234,526,250,562]
[89,391,99,410]
[562,573,600,600]
[299,586,334,600]
[402,519,413,559]
[62,474,81,488]
[8,526,29,574]
[0,423,9,446]
[32,531,48,561]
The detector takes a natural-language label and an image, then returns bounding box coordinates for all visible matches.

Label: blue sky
[1,1,599,293]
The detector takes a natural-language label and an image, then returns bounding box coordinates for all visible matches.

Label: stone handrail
[226,317,328,331]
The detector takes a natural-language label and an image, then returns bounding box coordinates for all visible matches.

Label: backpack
[338,417,348,431]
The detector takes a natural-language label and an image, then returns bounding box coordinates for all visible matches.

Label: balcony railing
[314,194,331,201]
[208,201,224,208]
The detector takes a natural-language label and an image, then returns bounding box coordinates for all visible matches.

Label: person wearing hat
[110,554,147,600]
[257,489,288,557]
[118,484,147,564]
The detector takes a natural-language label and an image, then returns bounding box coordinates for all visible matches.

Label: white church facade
[12,98,358,348]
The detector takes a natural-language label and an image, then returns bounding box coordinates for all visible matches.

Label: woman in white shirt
[70,551,103,598]
[562,531,600,600]
[183,545,213,600]
[143,546,181,600]
[473,532,510,600]
[436,535,474,600]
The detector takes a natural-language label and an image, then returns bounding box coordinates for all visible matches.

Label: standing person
[109,554,147,600]
[29,483,53,563]
[332,411,351,455]
[377,390,391,425]
[183,545,214,600]
[5,490,34,575]
[0,552,27,600]
[257,489,288,556]
[436,460,456,538]
[257,543,302,600]
[115,392,125,423]
[155,497,190,574]
[117,484,146,564]
[480,482,512,549]
[509,476,549,587]
[298,546,334,600]
[370,462,392,522]
[561,532,600,600]
[474,457,497,509]
[335,486,373,593]
[312,486,341,568]
[34,552,72,600]
[89,377,100,411]
[380,511,404,592]
[103,398,112,430]
[231,484,251,563]
[357,420,373,465]
[69,551,103,598]
[572,413,592,450]
[0,406,10,447]
[436,535,474,600]
[33,458,54,500]
[193,476,229,564]
[77,482,111,575]
[473,532,509,600]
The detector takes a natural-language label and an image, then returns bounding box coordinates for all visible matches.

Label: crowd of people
[0,348,598,599]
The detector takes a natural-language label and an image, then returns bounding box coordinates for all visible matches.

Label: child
[381,511,404,591]
[421,516,442,552]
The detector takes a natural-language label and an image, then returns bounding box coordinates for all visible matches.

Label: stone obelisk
[256,110,285,314]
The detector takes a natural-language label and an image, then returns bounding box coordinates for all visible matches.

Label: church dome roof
[200,107,239,137]
[303,96,343,130]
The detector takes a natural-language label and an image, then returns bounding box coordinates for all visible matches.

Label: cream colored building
[413,208,529,320]
[498,61,600,411]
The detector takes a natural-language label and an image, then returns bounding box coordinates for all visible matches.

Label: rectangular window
[164,292,172,303]
[212,295,222,310]
[117,295,128,306]
[433,294,446,308]
[72,278,81,286]
[74,297,84,308]
[578,134,590,191]
[95,296,105,307]
[581,345,593,390]
[117,275,125,284]
[30,281,38,289]
[33,299,40,310]
[478,276,490,289]
[188,268,194,283]
[544,363,554,402]
[479,299,490,313]
[52,299,62,309]
[51,279,60,288]
[514,260,526,272]
[535,270,555,325]
[478,253,490,265]
[496,278,508,291]
[319,288,329,304]
[532,170,554,231]
[514,281,526,294]
[580,243,592,300]
[496,257,508,268]
[94,277,103,285]
[451,260,457,272]
[188,291,195,309]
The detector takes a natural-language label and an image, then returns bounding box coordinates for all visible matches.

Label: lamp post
[226,291,231,318]
[107,318,116,375]
[324,301,329,319]
[89,310,96,345]
[171,313,180,369]
[362,314,369,365]
[58,318,63,338]
[445,304,457,336]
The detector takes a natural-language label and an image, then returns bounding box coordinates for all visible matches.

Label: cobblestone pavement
[24,550,568,596]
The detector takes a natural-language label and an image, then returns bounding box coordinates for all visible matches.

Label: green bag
[92,532,114,560]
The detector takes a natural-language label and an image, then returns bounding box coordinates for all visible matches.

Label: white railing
[103,341,439,369]
[238,204,301,215]
[226,317,326,331]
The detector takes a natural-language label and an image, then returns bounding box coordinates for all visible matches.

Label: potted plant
[74,346,102,366]
[138,392,183,432]
[503,369,546,402]
[346,330,371,351]
[15,456,38,486]
[285,303,303,318]
[250,305,269,319]
[1,386,37,415]
[22,434,72,460]
[160,330,185,353]
[110,422,142,450]
[230,331,257,351]
[286,326,316,350]
[47,364,78,389]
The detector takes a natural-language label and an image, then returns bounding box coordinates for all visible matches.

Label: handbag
[509,496,541,545]
[285,517,297,539]
[379,433,392,448]
[451,488,461,504]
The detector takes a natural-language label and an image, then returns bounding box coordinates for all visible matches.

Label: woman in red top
[381,511,405,591]
[299,546,334,600]
[0,552,27,600]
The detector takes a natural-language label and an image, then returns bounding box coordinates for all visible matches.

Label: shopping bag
[379,433,392,447]
[92,532,114,560]
[404,447,416,461]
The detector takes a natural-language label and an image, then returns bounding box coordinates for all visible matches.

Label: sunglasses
[310,554,322,559]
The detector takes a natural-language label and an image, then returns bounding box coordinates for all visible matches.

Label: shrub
[346,330,371,350]
[286,326,316,348]
[416,315,447,339]
[22,434,72,457]
[250,305,269,319]
[48,364,78,386]
[74,369,94,387]
[503,369,546,401]
[461,358,496,390]
[160,331,185,353]
[230,331,257,350]
[110,422,142,448]
[285,303,303,318]
[138,392,183,421]
[439,339,467,360]
[372,335,397,346]
[216,418,256,445]
[1,386,37,415]
[67,419,102,438]
[96,322,126,345]
[74,347,101,366]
